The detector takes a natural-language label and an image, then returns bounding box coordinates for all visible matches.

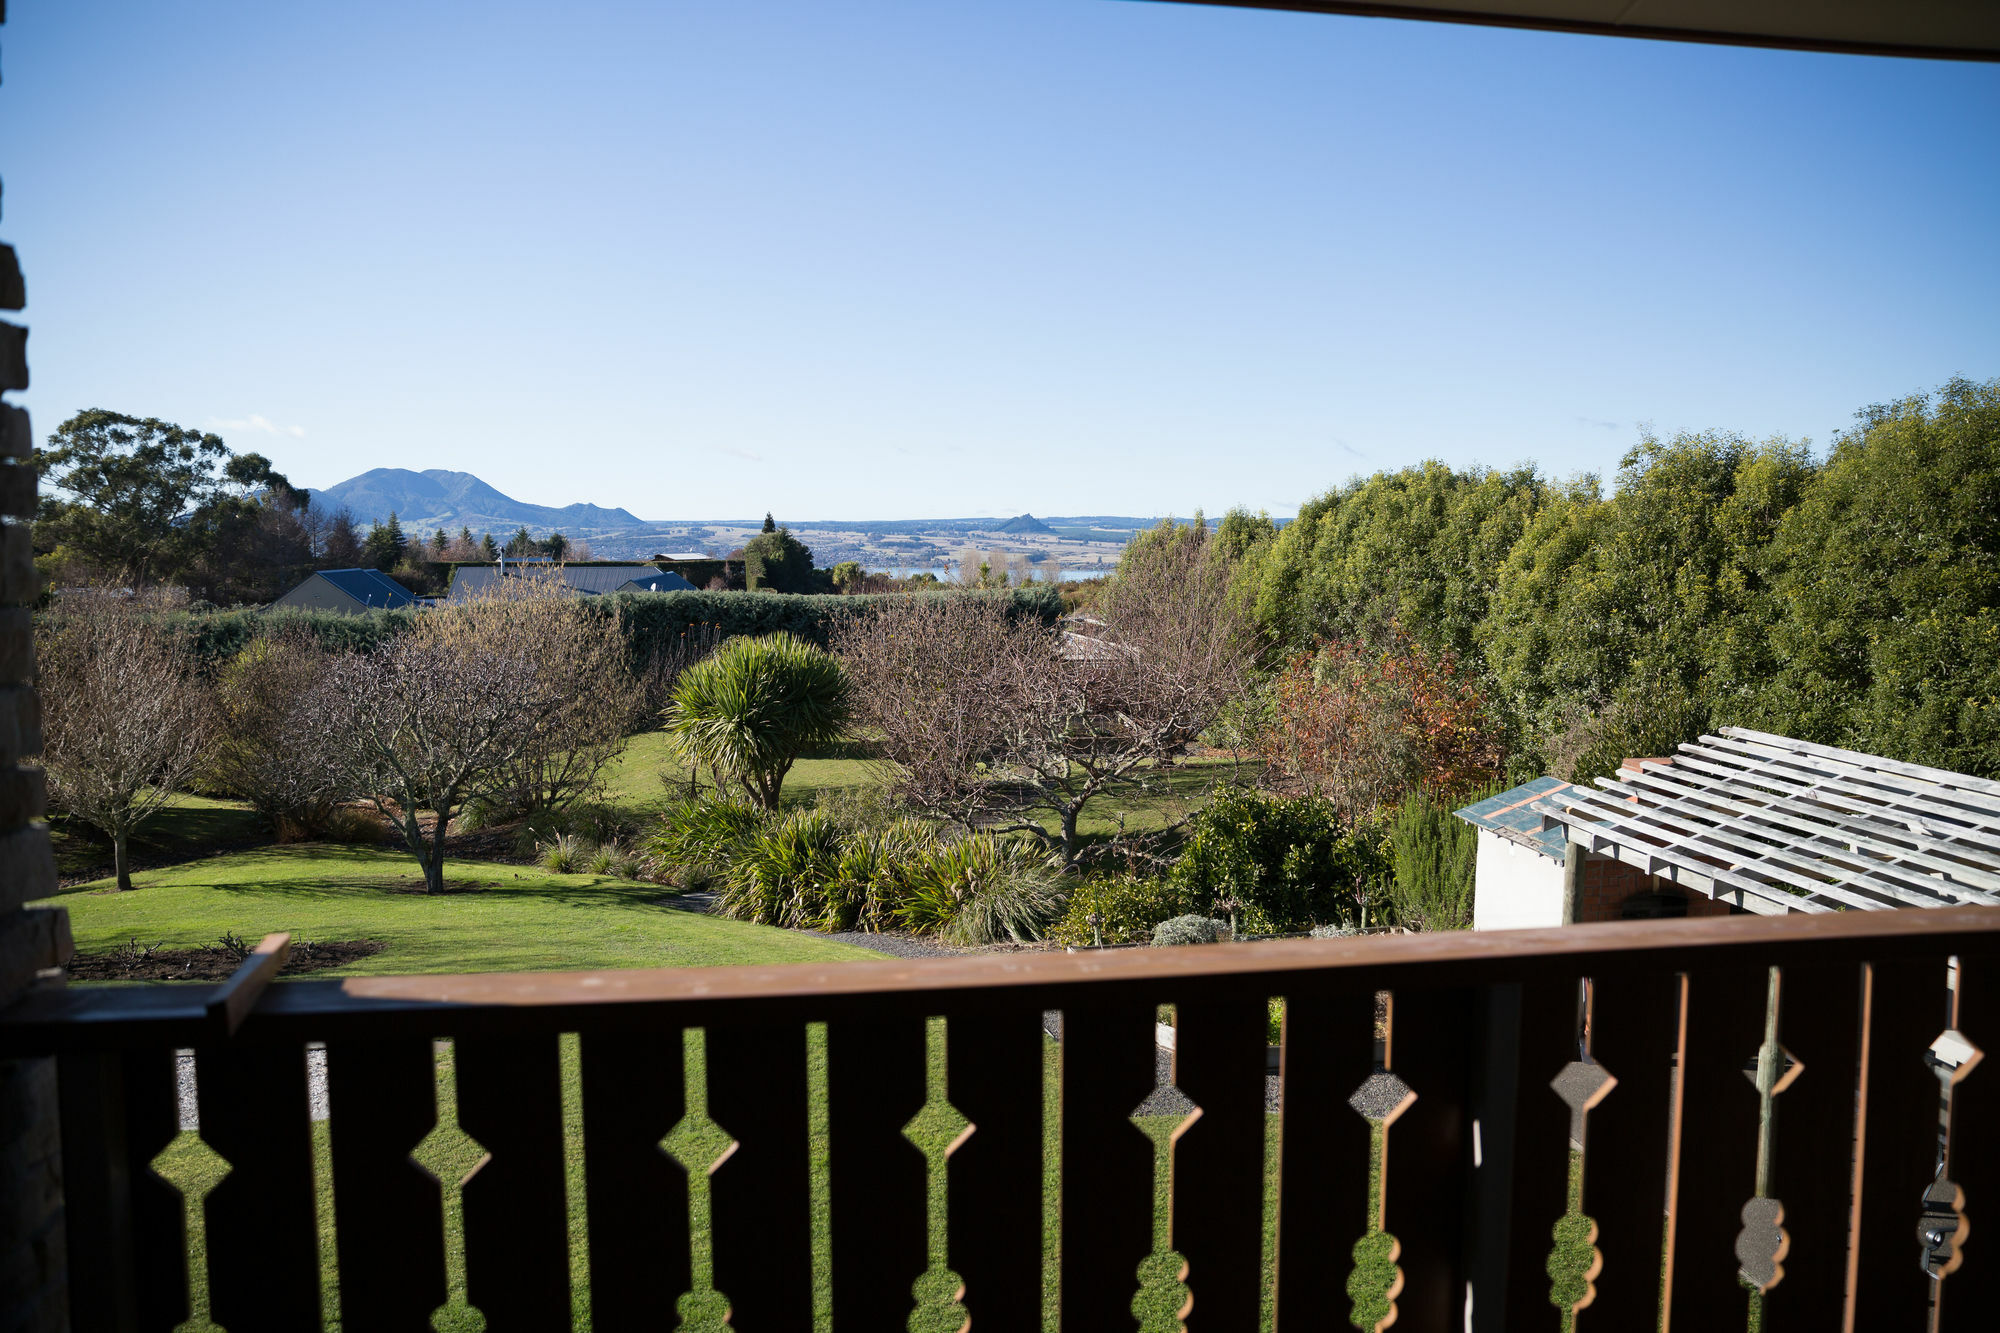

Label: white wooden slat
[1681,742,2000,855]
[1619,764,2000,898]
[1553,785,1892,913]
[1590,774,1986,910]
[1721,726,2000,801]
[1664,750,2000,854]
[1525,797,1817,915]
[1707,735,2000,829]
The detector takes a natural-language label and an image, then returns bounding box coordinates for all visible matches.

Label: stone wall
[0,2,74,1322]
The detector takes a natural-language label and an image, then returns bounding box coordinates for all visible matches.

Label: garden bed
[64,939,386,981]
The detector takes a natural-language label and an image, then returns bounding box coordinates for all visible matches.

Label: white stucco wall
[1471,828,1566,931]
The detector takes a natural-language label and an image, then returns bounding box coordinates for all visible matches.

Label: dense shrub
[1048,873,1192,946]
[1165,786,1389,932]
[643,796,770,887]
[1387,787,1489,930]
[717,807,850,928]
[1151,914,1225,947]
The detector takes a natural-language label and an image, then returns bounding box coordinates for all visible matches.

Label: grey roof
[447,564,666,599]
[617,571,697,594]
[306,568,417,610]
[1528,728,2000,916]
[1454,777,1572,860]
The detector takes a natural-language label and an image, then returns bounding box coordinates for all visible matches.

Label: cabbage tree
[666,633,851,809]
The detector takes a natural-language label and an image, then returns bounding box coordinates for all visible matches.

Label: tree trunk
[1060,806,1081,868]
[114,830,132,890]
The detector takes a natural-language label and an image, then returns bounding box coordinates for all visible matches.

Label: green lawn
[50,792,268,879]
[48,843,875,974]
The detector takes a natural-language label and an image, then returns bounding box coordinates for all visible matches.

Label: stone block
[0,905,71,1002]
[0,405,26,462]
[0,523,33,606]
[0,764,43,827]
[0,323,22,393]
[0,826,54,914]
[0,685,40,767]
[0,246,21,311]
[0,609,30,683]
[0,462,29,520]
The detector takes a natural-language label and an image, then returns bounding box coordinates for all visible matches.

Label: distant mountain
[308,469,646,534]
[995,513,1055,535]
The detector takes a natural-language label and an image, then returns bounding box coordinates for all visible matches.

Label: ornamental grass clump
[895,835,1066,947]
[643,795,770,887]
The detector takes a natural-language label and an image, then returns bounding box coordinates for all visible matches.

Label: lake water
[869,566,1106,582]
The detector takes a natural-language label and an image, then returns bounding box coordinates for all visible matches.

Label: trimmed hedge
[163,585,1063,668]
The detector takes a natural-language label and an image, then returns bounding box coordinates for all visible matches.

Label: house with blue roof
[270,568,419,614]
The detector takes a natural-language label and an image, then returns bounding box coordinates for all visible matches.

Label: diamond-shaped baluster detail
[412,1039,492,1329]
[1922,1028,1985,1279]
[1548,1059,1615,1313]
[148,1128,230,1329]
[904,1016,972,1333]
[1127,1012,1197,1333]
[662,1035,738,1333]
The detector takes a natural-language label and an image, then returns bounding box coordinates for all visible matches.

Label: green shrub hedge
[163,585,1062,668]
[1165,785,1389,932]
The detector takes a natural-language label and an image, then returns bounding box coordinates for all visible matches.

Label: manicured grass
[46,843,876,974]
[49,792,267,878]
[613,728,1264,846]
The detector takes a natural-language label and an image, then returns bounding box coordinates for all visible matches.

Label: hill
[308,469,645,534]
[996,513,1055,534]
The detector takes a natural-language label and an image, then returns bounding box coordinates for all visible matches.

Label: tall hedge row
[166,585,1063,668]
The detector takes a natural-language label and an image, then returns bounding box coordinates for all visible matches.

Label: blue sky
[6,0,1997,520]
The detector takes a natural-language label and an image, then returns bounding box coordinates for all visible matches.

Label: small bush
[320,806,384,844]
[1048,874,1191,946]
[1151,914,1225,947]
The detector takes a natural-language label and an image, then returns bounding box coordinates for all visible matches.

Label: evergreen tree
[545,531,568,561]
[321,507,364,567]
[432,528,449,556]
[762,512,778,534]
[480,532,498,561]
[505,525,535,557]
[744,523,817,592]
[360,511,407,572]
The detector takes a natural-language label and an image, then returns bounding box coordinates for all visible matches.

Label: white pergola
[1529,728,2000,916]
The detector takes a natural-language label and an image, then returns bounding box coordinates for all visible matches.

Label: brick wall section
[0,4,74,1321]
[1575,853,1735,924]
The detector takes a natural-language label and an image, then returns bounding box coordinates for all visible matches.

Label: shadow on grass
[52,801,270,878]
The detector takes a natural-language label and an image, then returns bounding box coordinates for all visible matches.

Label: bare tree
[838,526,1253,866]
[37,590,213,888]
[318,578,636,892]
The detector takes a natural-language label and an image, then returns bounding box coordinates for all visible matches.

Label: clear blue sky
[6,0,1997,520]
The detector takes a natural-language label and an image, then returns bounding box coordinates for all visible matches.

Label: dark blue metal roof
[617,571,697,594]
[1454,776,1572,859]
[315,568,417,609]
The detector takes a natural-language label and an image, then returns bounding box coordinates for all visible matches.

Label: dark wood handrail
[202,931,290,1041]
[6,904,1997,1053]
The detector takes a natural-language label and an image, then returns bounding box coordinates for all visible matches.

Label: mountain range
[308,469,646,536]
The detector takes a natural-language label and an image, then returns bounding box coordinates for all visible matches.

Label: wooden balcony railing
[3,906,1995,1332]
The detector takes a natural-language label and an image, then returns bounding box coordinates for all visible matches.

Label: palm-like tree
[665,633,851,808]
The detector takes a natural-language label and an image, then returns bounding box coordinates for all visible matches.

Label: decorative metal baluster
[1936,945,1995,1325]
[1499,976,1586,1333]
